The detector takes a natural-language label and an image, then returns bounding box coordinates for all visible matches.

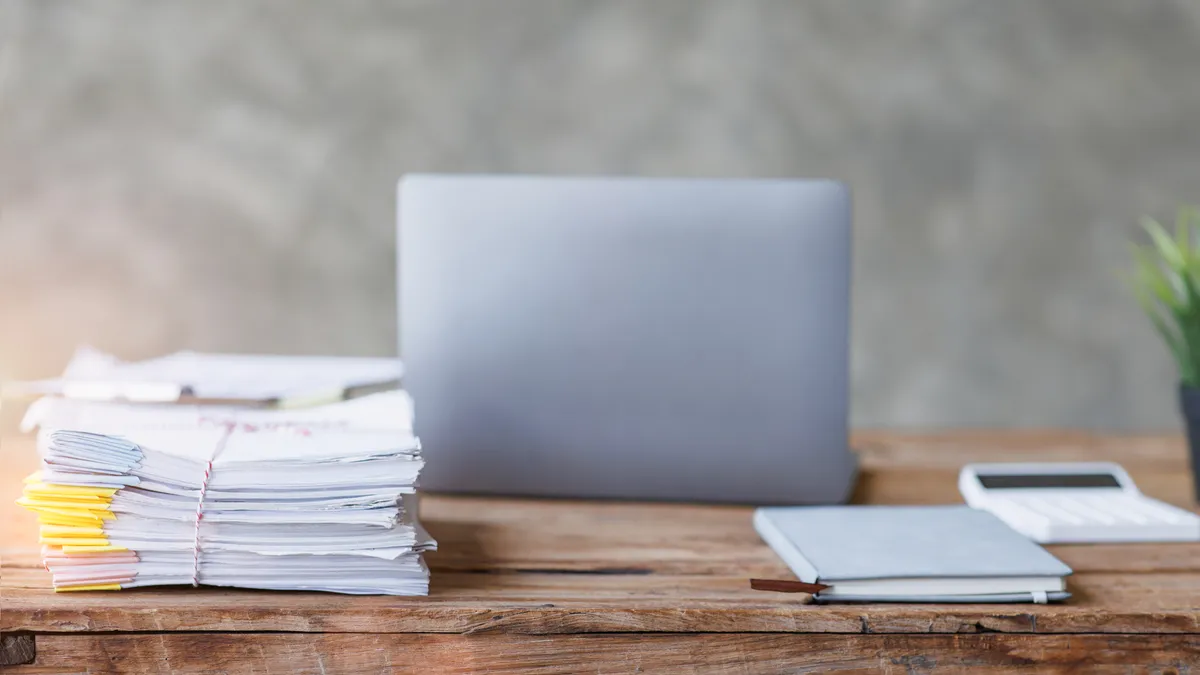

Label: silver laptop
[398,175,856,504]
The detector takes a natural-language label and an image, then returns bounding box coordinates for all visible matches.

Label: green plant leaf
[1177,207,1192,253]
[1129,208,1200,386]
[1144,217,1186,271]
[1132,246,1181,308]
[1183,206,1200,259]
[1131,277,1187,373]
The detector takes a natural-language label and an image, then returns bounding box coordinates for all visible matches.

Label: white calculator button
[1109,496,1168,521]
[1113,496,1174,524]
[1118,498,1192,524]
[1095,499,1151,524]
[1021,497,1087,525]
[1068,496,1137,523]
[989,500,1052,527]
[1053,498,1119,524]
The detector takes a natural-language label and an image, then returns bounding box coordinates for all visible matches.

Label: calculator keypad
[985,494,1200,542]
[1015,495,1192,526]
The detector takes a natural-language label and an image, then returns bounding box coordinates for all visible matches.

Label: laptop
[398,175,857,504]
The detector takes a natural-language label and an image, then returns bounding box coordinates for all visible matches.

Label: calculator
[958,462,1200,543]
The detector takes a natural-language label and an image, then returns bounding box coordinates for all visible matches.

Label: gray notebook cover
[755,505,1073,582]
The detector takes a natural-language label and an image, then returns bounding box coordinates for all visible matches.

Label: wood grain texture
[0,633,36,666]
[9,564,1200,635]
[8,632,1200,674]
[5,431,1200,648]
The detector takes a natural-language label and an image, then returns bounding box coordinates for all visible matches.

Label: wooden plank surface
[7,632,1200,674]
[4,432,1200,638]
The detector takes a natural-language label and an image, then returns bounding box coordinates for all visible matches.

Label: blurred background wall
[1,0,1198,430]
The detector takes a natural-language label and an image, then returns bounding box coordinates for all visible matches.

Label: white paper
[7,346,403,403]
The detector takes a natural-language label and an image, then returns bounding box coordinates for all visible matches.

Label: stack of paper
[17,391,435,594]
[4,346,404,406]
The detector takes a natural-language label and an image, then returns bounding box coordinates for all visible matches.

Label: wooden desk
[4,432,1200,673]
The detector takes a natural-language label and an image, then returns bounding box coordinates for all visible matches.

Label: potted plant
[1130,206,1200,500]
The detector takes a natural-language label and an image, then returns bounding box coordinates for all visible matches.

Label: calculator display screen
[978,474,1122,489]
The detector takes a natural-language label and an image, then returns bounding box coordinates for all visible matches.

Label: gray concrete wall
[1,0,1199,430]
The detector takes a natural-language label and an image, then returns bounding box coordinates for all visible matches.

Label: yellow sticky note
[26,483,117,498]
[18,497,111,511]
[40,525,106,537]
[40,536,110,547]
[31,506,103,522]
[38,515,99,528]
[62,544,127,554]
[55,584,122,592]
[25,496,110,507]
[24,491,111,502]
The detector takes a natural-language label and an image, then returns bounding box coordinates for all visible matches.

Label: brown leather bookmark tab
[750,578,830,594]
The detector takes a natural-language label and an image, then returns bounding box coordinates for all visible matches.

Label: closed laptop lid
[399,175,855,503]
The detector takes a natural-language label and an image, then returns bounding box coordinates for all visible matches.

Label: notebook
[753,505,1073,603]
